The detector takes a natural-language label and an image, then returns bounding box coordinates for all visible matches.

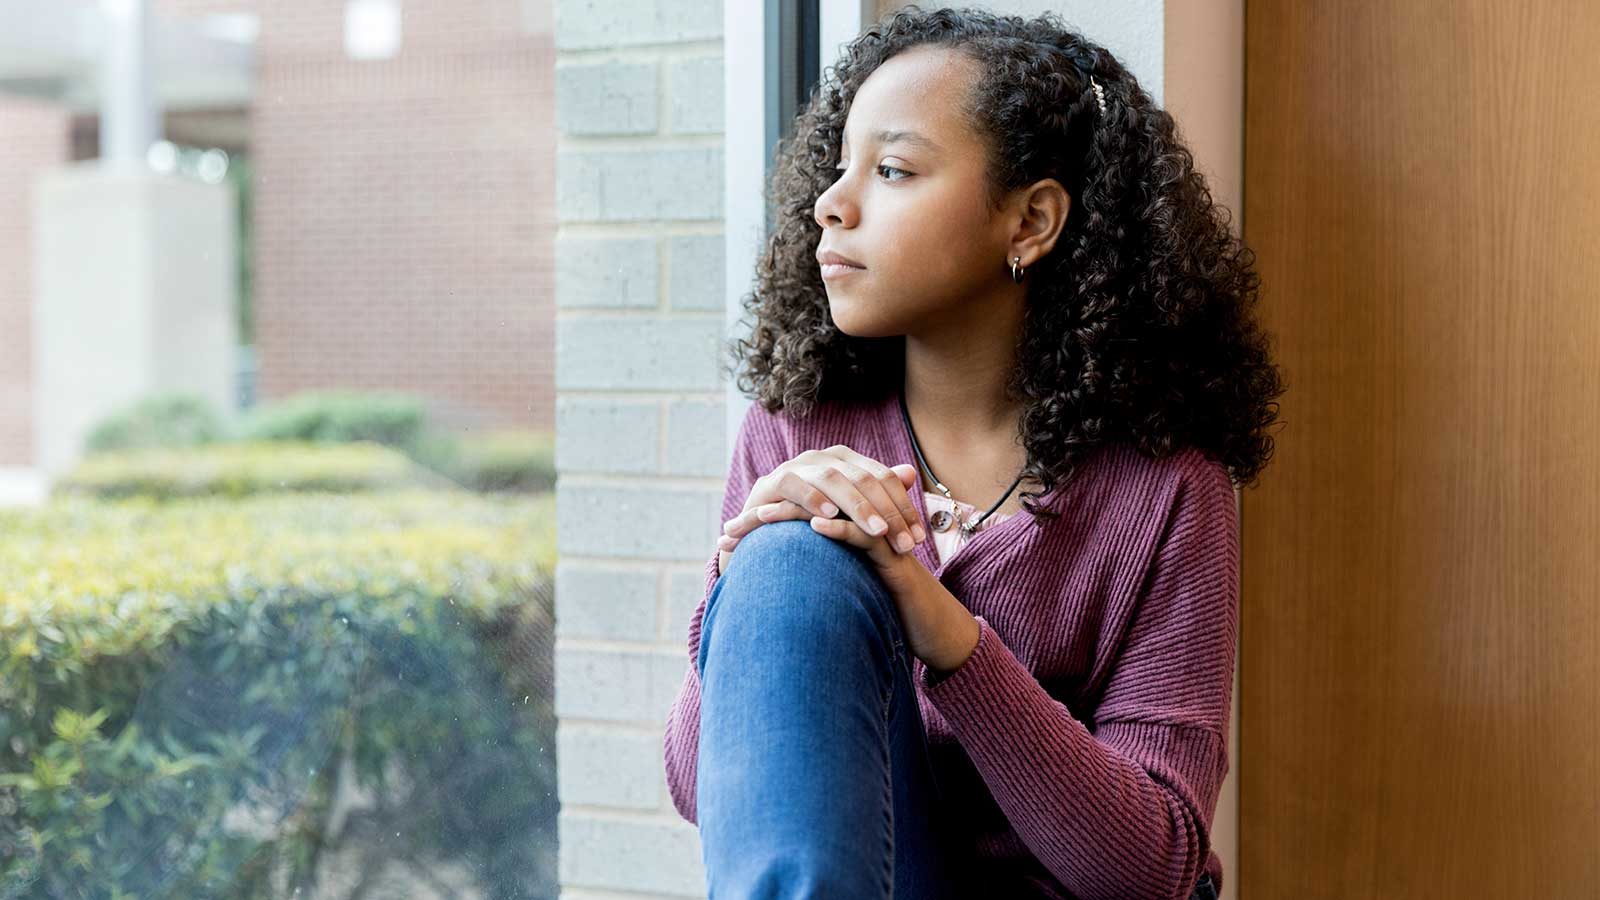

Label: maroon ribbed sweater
[663,386,1238,900]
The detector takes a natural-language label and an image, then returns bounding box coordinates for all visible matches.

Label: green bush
[432,430,555,494]
[79,390,557,499]
[0,491,557,899]
[84,393,229,454]
[234,391,429,452]
[52,441,450,501]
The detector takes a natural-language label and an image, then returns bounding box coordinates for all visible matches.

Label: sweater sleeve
[662,402,788,825]
[916,457,1240,900]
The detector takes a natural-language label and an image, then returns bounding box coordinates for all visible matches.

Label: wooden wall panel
[1242,3,1600,896]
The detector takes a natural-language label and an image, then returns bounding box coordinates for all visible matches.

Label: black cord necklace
[899,392,1027,538]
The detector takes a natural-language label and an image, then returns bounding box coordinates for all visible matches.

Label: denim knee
[726,518,869,581]
[713,519,892,633]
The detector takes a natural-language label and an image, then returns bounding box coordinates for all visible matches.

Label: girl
[664,6,1284,899]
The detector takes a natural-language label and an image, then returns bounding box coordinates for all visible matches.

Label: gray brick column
[552,1,725,896]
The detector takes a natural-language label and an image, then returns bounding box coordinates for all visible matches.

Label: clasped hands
[715,444,981,675]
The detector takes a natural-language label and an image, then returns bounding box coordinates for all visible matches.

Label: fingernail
[895,533,913,553]
[821,502,839,517]
[868,515,887,534]
[912,525,926,542]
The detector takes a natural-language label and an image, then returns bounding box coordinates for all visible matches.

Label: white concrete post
[99,0,160,170]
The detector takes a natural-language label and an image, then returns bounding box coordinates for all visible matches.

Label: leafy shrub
[234,391,429,453]
[83,393,229,454]
[52,441,449,501]
[0,491,557,899]
[78,391,556,500]
[431,431,555,494]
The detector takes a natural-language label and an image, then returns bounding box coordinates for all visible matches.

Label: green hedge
[84,394,229,454]
[0,491,557,899]
[82,391,559,497]
[233,391,430,451]
[53,441,449,501]
[431,431,556,494]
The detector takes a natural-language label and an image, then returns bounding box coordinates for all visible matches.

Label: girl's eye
[830,164,911,182]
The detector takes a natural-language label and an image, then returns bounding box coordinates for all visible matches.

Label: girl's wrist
[926,611,981,676]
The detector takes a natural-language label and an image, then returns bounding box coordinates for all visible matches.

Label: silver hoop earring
[1010,256,1026,284]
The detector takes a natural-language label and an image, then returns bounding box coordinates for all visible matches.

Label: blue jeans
[694,518,1221,900]
[695,519,967,898]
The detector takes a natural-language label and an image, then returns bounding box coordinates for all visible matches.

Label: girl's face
[813,45,1020,337]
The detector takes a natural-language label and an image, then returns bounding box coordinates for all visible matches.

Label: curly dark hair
[722,4,1287,520]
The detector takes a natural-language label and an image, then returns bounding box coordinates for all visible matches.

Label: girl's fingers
[722,478,839,542]
[752,465,921,557]
[722,505,767,539]
[808,513,853,541]
[719,506,904,567]
[754,500,803,522]
[828,447,920,531]
[772,468,847,523]
[808,514,894,562]
[818,449,925,551]
[721,499,808,545]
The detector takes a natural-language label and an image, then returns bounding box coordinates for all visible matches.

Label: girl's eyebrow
[841,128,943,154]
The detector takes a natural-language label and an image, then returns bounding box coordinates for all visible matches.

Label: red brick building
[0,101,71,466]
[0,0,556,469]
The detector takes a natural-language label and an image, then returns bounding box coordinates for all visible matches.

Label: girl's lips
[820,262,865,279]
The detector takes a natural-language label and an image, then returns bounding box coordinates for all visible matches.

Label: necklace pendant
[928,509,956,533]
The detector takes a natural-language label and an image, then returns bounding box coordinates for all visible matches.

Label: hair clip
[1089,75,1107,116]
